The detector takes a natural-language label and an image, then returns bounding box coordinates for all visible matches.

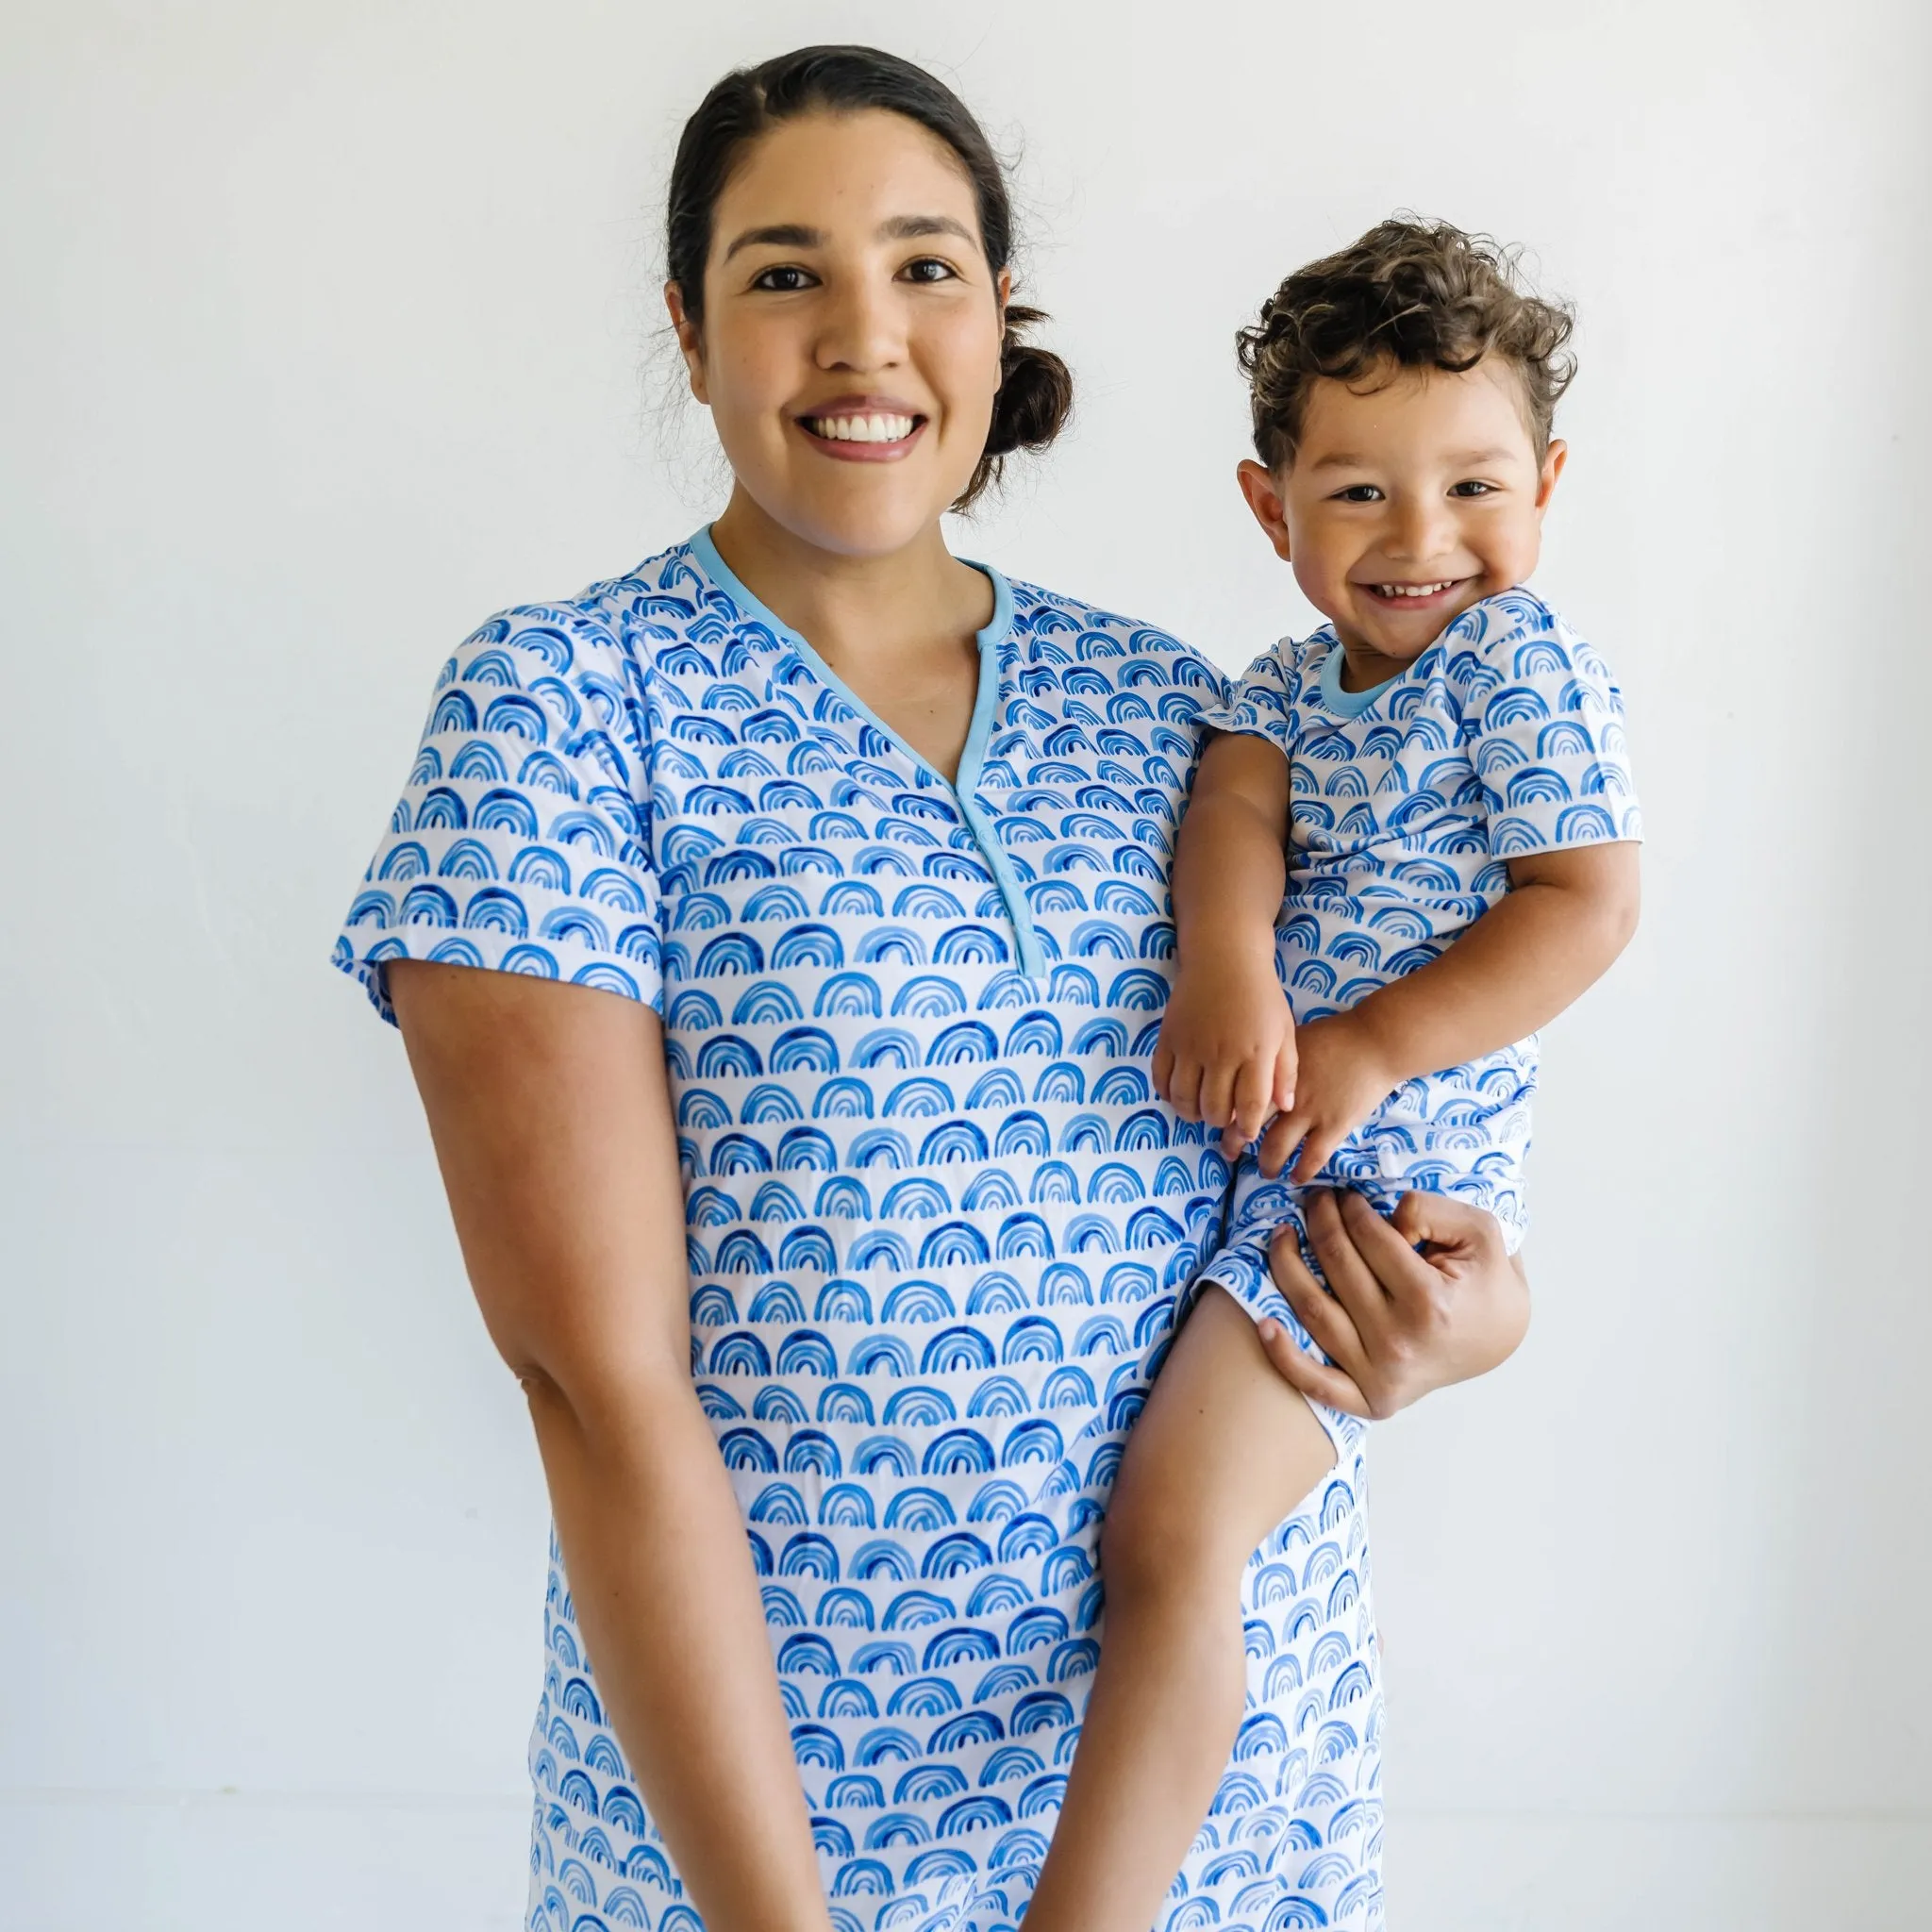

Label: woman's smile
[796,394,928,458]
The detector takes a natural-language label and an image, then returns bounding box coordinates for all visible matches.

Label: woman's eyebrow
[877,213,975,244]
[724,214,975,262]
[723,223,824,261]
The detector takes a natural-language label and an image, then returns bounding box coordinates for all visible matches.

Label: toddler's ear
[1535,439,1568,518]
[1237,459,1294,563]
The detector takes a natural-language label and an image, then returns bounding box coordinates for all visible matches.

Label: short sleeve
[1450,591,1643,859]
[1195,638,1297,758]
[331,604,662,1024]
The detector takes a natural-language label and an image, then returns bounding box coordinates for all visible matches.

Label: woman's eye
[1450,480,1497,497]
[752,265,814,292]
[901,257,958,284]
[1334,484,1383,504]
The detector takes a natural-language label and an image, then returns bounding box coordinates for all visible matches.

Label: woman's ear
[665,282,708,406]
[1237,459,1294,563]
[1535,438,1568,518]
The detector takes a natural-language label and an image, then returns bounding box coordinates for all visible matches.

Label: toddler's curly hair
[1237,217,1576,470]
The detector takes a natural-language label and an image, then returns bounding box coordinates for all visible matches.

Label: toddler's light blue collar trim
[1319,637,1400,719]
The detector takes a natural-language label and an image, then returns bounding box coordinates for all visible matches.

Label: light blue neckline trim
[1318,637,1402,719]
[685,526,1045,977]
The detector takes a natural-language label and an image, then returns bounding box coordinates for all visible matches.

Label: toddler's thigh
[1112,1285,1337,1565]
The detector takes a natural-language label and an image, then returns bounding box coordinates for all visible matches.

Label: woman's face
[670,109,1008,561]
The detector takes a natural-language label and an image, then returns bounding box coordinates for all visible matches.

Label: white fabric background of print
[2,2,1926,1928]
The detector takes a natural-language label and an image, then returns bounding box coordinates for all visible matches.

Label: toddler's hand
[1256,1012,1402,1182]
[1152,951,1298,1155]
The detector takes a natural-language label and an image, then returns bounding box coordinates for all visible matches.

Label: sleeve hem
[330,925,666,1027]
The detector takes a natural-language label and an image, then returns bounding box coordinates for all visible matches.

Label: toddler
[1023,220,1642,1931]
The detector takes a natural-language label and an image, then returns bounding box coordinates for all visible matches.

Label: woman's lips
[796,407,927,462]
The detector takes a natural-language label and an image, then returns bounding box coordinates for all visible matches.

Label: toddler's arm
[1153,731,1297,1151]
[1259,841,1642,1180]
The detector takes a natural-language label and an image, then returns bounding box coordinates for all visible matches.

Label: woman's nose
[815,274,906,373]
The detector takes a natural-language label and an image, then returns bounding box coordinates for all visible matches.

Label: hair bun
[958,307,1074,508]
[988,308,1074,458]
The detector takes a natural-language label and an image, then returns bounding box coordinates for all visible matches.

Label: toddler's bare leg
[1023,1285,1336,1932]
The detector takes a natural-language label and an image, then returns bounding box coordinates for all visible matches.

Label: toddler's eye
[901,257,958,284]
[752,265,814,292]
[1449,480,1497,497]
[1333,484,1383,503]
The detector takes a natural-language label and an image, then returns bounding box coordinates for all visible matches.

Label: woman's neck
[708,490,992,781]
[709,491,991,664]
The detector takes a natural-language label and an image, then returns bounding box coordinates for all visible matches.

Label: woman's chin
[773,484,970,564]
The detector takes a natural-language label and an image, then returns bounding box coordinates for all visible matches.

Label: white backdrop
[5,2,1928,1926]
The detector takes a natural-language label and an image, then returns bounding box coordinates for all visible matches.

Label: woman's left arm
[1256,1188,1530,1420]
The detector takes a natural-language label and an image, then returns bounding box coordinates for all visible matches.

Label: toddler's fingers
[1166,1056,1205,1123]
[1198,1061,1239,1137]
[1150,1037,1175,1103]
[1273,1040,1298,1115]
[1291,1119,1343,1185]
[1257,1107,1307,1179]
[1231,1054,1273,1146]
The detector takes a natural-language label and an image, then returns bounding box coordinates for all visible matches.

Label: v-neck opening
[686,526,1044,978]
[688,526,1008,791]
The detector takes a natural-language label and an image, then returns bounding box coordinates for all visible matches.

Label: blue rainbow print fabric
[1196,591,1641,1341]
[334,532,1391,1932]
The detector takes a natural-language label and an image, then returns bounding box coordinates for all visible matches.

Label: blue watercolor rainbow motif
[336,533,1395,1929]
[1198,591,1641,1339]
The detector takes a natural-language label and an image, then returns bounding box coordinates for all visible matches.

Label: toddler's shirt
[1197,588,1641,1247]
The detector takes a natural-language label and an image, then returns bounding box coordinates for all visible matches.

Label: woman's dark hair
[1236,217,1576,471]
[666,45,1072,508]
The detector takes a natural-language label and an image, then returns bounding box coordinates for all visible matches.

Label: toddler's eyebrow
[1307,444,1520,473]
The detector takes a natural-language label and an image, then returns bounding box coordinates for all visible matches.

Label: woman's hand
[1255,1188,1528,1420]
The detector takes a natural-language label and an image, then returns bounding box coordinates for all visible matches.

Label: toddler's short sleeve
[1195,640,1296,758]
[331,605,661,1025]
[1451,591,1643,859]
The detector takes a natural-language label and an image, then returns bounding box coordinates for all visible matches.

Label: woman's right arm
[388,958,830,1932]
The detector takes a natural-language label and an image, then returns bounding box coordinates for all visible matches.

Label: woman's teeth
[808,413,917,443]
[1373,580,1457,599]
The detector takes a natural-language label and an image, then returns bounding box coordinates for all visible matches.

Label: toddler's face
[1239,358,1565,677]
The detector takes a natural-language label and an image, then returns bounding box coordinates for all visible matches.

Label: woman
[334,46,1529,1932]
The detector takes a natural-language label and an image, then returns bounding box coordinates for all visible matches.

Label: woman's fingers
[1255,1317,1371,1418]
[1300,1189,1393,1340]
[1266,1224,1364,1368]
[1335,1190,1455,1331]
[1388,1188,1494,1262]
